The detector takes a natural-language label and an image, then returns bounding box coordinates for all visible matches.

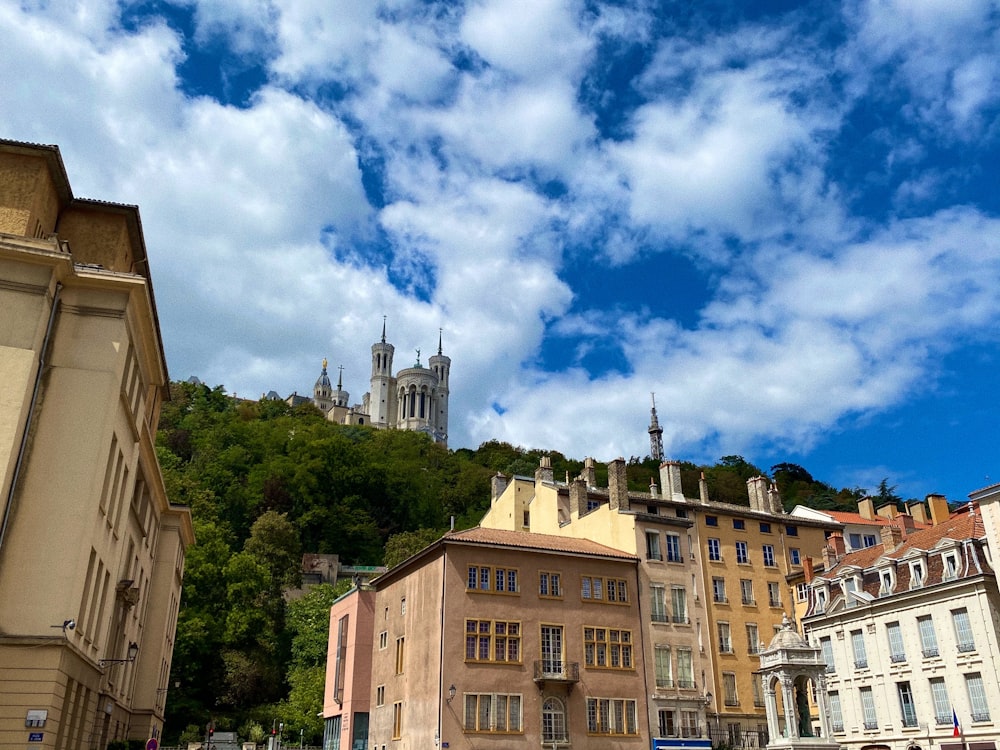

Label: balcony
[533,660,580,686]
[922,648,939,658]
[652,612,669,623]
[672,614,690,624]
[889,653,906,663]
[958,642,976,653]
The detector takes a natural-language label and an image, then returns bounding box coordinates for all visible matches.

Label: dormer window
[910,561,925,589]
[844,577,859,608]
[815,587,828,613]
[879,570,894,597]
[943,554,959,581]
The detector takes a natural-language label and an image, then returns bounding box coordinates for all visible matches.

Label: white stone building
[801,502,999,750]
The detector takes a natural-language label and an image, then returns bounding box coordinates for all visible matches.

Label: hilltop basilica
[285,323,451,446]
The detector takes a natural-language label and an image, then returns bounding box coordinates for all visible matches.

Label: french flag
[953,708,961,738]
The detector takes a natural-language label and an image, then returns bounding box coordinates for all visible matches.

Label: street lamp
[447,685,457,703]
[99,641,138,667]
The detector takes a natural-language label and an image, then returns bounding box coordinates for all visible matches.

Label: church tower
[369,318,395,427]
[648,392,664,462]
[313,359,333,413]
[428,329,450,445]
[331,365,350,408]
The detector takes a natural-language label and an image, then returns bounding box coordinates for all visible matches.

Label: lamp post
[99,641,139,667]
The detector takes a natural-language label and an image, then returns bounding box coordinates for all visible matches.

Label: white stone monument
[758,615,840,750]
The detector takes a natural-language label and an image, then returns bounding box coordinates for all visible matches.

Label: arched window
[542,697,566,743]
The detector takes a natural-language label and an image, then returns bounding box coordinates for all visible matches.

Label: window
[733,519,746,530]
[829,692,844,732]
[952,608,975,652]
[796,582,808,602]
[966,673,990,722]
[541,697,567,743]
[463,693,522,733]
[539,572,562,598]
[736,541,749,564]
[752,675,764,706]
[848,533,862,550]
[785,525,798,536]
[897,682,917,727]
[379,631,387,650]
[740,579,755,605]
[768,582,781,608]
[376,685,385,707]
[760,522,772,533]
[586,698,638,735]
[718,622,732,653]
[723,672,739,706]
[584,627,633,669]
[582,576,628,603]
[392,702,403,739]
[539,625,564,675]
[910,561,925,589]
[666,534,682,562]
[706,515,719,526]
[712,577,727,603]
[647,532,663,561]
[655,645,672,688]
[395,637,405,674]
[762,544,776,567]
[930,678,951,725]
[879,569,893,596]
[851,629,868,669]
[746,623,760,654]
[944,553,959,580]
[707,538,722,561]
[790,548,801,565]
[815,588,827,612]
[886,622,906,663]
[651,586,668,622]
[467,565,519,593]
[863,534,877,547]
[676,508,688,518]
[671,587,688,624]
[860,686,877,730]
[676,648,694,688]
[658,708,676,737]
[820,637,835,672]
[918,616,939,657]
[465,620,521,663]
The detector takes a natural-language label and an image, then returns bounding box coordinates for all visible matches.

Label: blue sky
[3,0,999,502]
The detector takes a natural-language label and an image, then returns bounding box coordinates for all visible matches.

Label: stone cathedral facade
[291,323,451,446]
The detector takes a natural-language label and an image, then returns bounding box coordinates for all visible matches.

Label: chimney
[803,557,815,583]
[881,523,903,551]
[857,496,875,520]
[659,460,685,502]
[699,471,710,504]
[608,457,630,511]
[897,513,915,535]
[876,501,899,520]
[649,477,659,498]
[582,457,597,488]
[828,532,845,558]
[747,476,768,512]
[927,494,950,526]
[490,472,508,503]
[535,455,554,484]
[768,482,784,514]
[907,500,928,524]
[570,478,589,517]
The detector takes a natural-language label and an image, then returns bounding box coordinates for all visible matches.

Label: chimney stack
[535,455,554,484]
[582,457,597,488]
[659,460,685,502]
[747,476,768,512]
[608,458,630,511]
[828,532,845,559]
[876,501,899,520]
[857,496,875,520]
[570,479,590,517]
[803,556,815,583]
[880,523,903,551]
[491,472,508,503]
[907,499,928,524]
[649,477,659,498]
[927,494,950,526]
[699,471,709,504]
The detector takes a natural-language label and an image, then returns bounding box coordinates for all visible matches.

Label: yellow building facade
[0,140,193,749]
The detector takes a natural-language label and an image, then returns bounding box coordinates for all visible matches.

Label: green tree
[383,528,444,569]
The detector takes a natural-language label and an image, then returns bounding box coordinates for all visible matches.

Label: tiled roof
[825,505,986,577]
[446,526,638,561]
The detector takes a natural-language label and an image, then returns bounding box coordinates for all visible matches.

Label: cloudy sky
[3,0,999,502]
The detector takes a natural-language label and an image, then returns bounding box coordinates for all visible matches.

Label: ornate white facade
[801,504,999,750]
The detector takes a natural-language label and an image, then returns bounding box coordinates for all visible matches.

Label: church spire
[381,315,387,343]
[648,392,664,462]
[438,328,443,355]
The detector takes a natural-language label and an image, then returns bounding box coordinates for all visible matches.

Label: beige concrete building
[481,456,838,749]
[367,527,645,749]
[0,139,194,749]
